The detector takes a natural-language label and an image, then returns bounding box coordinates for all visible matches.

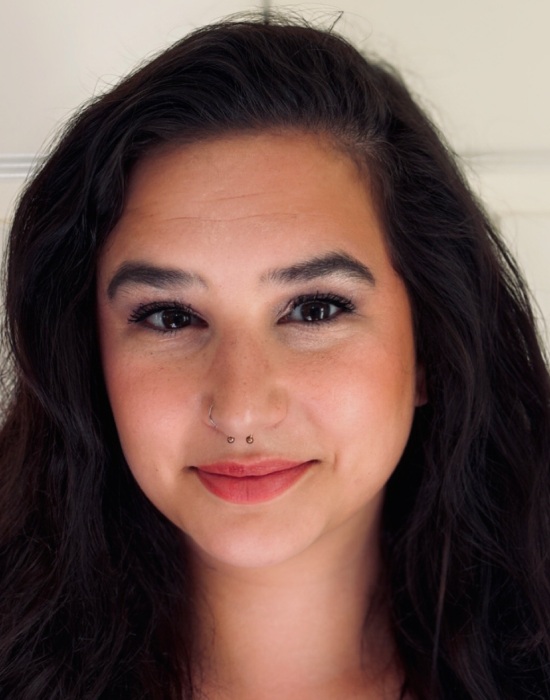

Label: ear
[415,363,428,406]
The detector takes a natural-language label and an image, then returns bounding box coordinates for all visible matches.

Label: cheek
[313,341,418,480]
[101,343,201,475]
[306,336,417,424]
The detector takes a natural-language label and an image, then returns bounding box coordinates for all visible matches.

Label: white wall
[1,0,549,339]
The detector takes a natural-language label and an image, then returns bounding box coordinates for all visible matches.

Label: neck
[189,510,402,700]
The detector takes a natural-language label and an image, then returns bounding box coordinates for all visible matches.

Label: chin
[182,515,322,571]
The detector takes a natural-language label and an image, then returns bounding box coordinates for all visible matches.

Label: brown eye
[129,301,206,333]
[155,308,192,329]
[298,301,333,322]
[282,294,354,324]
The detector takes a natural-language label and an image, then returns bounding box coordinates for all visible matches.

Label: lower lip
[195,463,312,504]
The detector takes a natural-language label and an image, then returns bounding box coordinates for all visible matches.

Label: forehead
[124,131,367,209]
[99,131,390,282]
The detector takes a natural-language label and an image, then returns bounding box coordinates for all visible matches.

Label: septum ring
[208,404,254,444]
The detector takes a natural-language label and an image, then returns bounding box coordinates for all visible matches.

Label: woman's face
[97,132,425,569]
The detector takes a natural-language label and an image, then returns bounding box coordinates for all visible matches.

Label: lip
[193,459,314,504]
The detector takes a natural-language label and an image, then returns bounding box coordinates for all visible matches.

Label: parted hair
[1,15,549,700]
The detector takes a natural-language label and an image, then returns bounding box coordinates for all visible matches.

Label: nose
[204,330,288,441]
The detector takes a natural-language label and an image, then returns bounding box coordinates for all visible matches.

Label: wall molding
[2,151,550,179]
[462,150,550,170]
[0,154,44,179]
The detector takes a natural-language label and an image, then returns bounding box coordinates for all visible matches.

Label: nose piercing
[209,404,252,444]
[208,404,217,428]
[209,404,235,442]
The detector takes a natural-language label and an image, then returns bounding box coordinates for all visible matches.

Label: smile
[193,460,314,504]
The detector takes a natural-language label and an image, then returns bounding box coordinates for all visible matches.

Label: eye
[147,308,192,330]
[128,302,205,333]
[282,293,355,324]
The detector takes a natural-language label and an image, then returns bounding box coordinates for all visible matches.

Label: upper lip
[194,460,310,477]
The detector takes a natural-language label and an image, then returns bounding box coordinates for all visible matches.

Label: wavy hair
[1,15,549,700]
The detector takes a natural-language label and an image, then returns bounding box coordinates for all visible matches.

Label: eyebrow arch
[263,251,376,286]
[107,262,206,300]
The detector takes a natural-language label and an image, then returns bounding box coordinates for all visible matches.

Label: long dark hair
[1,15,549,700]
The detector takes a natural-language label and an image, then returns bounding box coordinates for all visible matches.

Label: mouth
[192,459,314,504]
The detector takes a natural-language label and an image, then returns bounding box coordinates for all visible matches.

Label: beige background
[1,0,548,341]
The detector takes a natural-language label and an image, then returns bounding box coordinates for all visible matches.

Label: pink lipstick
[193,460,312,504]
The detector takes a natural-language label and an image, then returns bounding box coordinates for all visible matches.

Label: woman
[0,15,549,700]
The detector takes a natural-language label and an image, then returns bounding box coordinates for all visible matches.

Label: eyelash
[127,292,356,334]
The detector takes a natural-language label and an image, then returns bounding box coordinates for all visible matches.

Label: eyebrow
[106,250,375,300]
[263,251,376,286]
[106,262,206,299]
